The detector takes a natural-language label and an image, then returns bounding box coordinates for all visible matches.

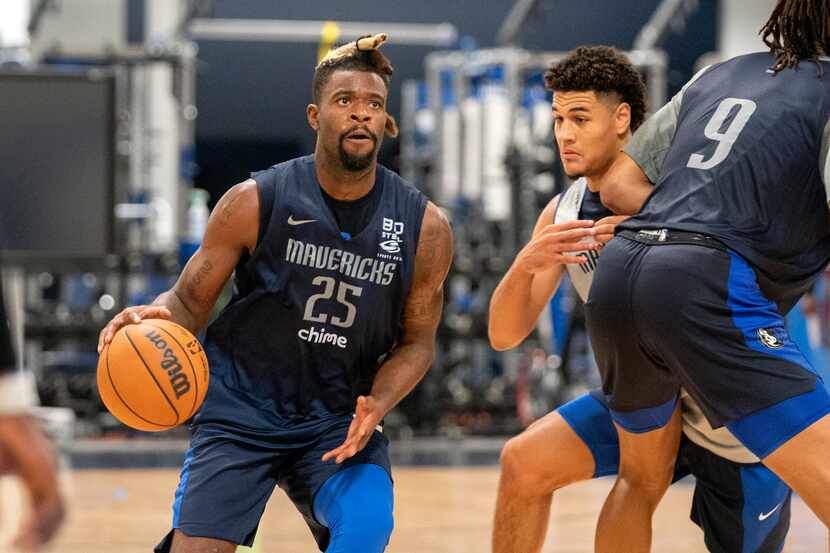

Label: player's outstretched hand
[593,215,629,244]
[0,414,65,551]
[97,305,172,354]
[515,220,601,273]
[322,396,383,464]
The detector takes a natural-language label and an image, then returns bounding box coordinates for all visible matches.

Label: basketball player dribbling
[489,46,792,553]
[98,34,453,553]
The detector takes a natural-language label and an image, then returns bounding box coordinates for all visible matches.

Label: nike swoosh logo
[758,503,782,521]
[287,215,317,226]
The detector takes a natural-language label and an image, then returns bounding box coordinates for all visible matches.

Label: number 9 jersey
[195,156,427,438]
[620,52,830,313]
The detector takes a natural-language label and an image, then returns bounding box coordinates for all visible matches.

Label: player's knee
[333,503,394,553]
[318,465,394,553]
[616,465,672,503]
[499,435,525,476]
[499,435,554,493]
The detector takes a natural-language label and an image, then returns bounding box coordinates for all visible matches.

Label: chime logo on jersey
[297,326,348,348]
[380,217,404,254]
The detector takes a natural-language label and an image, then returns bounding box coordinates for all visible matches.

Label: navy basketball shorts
[153,417,392,552]
[584,232,830,458]
[559,392,791,553]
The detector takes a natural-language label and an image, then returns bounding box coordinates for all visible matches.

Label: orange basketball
[97,319,209,431]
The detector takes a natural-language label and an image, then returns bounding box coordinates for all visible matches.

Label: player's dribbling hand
[0,414,65,552]
[515,220,601,273]
[322,396,383,464]
[97,305,172,354]
[593,215,629,244]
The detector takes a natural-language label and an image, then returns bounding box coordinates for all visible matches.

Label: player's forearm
[369,341,435,417]
[599,178,652,215]
[151,290,204,334]
[598,154,654,216]
[489,266,552,351]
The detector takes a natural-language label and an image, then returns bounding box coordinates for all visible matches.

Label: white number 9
[687,98,757,170]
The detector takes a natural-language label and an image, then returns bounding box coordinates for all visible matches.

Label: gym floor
[2,466,825,552]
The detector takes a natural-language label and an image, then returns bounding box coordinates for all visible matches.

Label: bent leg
[757,412,830,527]
[595,403,682,553]
[313,463,394,553]
[493,393,618,553]
[725,383,830,526]
[153,429,279,553]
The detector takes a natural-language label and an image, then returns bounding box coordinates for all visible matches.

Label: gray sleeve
[820,116,830,201]
[624,65,712,184]
[623,97,680,184]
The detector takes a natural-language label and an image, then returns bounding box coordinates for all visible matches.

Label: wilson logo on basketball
[145,330,192,398]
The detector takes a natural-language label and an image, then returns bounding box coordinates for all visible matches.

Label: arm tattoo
[184,259,215,309]
[405,294,437,321]
[404,206,452,326]
[191,259,214,287]
[221,188,242,223]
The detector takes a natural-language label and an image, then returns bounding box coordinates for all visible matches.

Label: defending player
[583,1,830,550]
[98,34,452,553]
[0,271,65,551]
[490,46,791,553]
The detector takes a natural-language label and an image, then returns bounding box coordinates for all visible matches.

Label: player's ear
[307,104,320,131]
[615,102,631,136]
[385,113,399,137]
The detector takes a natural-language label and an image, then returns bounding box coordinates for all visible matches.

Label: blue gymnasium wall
[191,0,717,202]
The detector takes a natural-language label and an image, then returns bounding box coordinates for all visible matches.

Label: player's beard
[338,129,379,172]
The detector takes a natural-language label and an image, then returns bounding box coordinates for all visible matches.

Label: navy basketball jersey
[196,156,428,437]
[622,53,830,311]
[553,178,612,301]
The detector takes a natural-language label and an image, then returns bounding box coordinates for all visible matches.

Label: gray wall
[192,0,718,198]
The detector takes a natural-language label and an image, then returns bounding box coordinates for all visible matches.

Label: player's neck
[586,135,631,192]
[585,157,617,192]
[314,148,378,200]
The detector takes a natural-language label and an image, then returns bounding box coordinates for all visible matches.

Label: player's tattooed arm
[98,180,259,351]
[321,202,452,464]
[373,202,453,414]
[402,202,453,327]
[162,180,259,332]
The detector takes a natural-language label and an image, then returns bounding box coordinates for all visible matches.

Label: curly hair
[760,0,830,76]
[544,46,647,131]
[312,37,394,105]
[312,34,398,136]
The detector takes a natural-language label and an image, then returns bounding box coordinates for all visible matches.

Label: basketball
[97,319,209,432]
